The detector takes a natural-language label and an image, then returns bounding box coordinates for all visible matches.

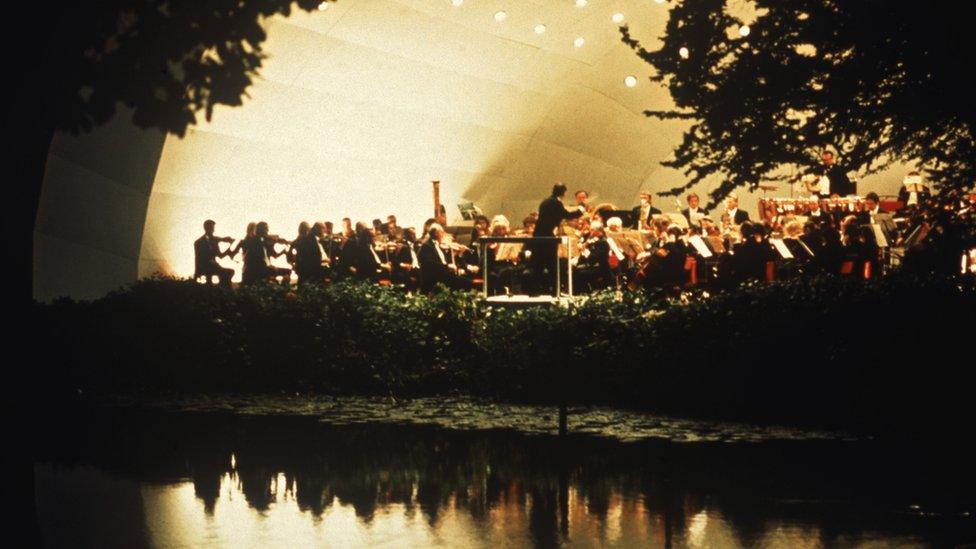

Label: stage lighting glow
[317,2,329,11]
[494,11,507,22]
[451,0,463,6]
[576,0,588,7]
[739,25,750,37]
[574,36,586,48]
[655,0,666,3]
[624,75,638,87]
[534,24,547,34]
[679,46,689,59]
[612,13,625,24]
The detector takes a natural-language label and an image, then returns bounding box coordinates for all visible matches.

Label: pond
[32,397,975,548]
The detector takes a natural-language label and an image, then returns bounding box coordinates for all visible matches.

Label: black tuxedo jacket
[533,195,583,237]
[194,235,221,273]
[419,239,452,277]
[726,209,750,225]
[630,205,662,229]
[681,208,708,226]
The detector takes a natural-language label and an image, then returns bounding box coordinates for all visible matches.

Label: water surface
[33,399,975,548]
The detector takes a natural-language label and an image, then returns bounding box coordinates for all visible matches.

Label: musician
[574,220,613,291]
[857,192,886,224]
[528,184,586,292]
[353,223,392,281]
[372,218,387,236]
[574,190,593,214]
[897,171,931,207]
[386,215,403,240]
[294,222,330,286]
[418,223,468,292]
[729,221,776,283]
[287,222,311,267]
[807,199,831,226]
[392,227,421,288]
[812,149,856,197]
[681,193,708,227]
[241,222,291,286]
[722,194,750,226]
[193,220,234,287]
[630,191,662,230]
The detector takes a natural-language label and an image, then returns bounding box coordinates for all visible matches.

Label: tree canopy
[19,0,328,137]
[622,0,975,208]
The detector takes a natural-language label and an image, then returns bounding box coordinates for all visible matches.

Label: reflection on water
[34,407,975,548]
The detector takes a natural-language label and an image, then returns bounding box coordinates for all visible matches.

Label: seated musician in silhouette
[193,220,234,287]
[353,223,392,282]
[729,221,776,283]
[294,222,330,286]
[241,221,291,286]
[418,224,468,292]
[630,191,662,230]
[392,227,421,288]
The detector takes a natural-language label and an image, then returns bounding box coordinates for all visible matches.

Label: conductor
[528,183,586,293]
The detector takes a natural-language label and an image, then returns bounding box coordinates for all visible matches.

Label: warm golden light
[739,24,751,37]
[679,46,690,59]
[612,12,626,24]
[574,36,586,48]
[624,75,638,87]
[494,10,507,22]
[534,24,547,35]
[317,2,329,11]
[576,0,588,7]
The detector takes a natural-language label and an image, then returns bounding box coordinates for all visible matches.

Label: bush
[32,273,976,433]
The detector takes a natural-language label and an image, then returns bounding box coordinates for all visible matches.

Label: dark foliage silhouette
[622,0,975,208]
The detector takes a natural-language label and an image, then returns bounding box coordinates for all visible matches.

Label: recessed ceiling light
[678,46,690,59]
[654,0,666,4]
[494,10,507,22]
[576,0,588,7]
[451,0,463,6]
[612,13,625,24]
[317,1,329,11]
[574,36,586,48]
[535,24,547,34]
[624,76,638,87]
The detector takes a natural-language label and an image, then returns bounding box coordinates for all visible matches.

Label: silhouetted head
[552,184,568,198]
[203,219,216,235]
[298,221,310,237]
[310,223,324,237]
[403,227,417,242]
[256,222,269,237]
[428,223,445,241]
[245,222,256,238]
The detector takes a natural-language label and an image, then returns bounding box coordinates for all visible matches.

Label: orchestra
[192,171,973,295]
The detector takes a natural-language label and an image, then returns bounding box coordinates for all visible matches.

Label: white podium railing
[475,236,574,299]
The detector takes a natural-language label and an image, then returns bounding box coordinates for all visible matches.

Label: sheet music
[688,235,713,258]
[770,238,794,259]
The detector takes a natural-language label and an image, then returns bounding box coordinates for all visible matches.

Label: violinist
[353,223,392,282]
[386,215,403,240]
[484,215,519,294]
[193,220,235,287]
[418,223,468,292]
[294,222,330,286]
[241,221,291,286]
[392,227,421,288]
[573,219,613,291]
[729,221,775,284]
[630,191,662,230]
